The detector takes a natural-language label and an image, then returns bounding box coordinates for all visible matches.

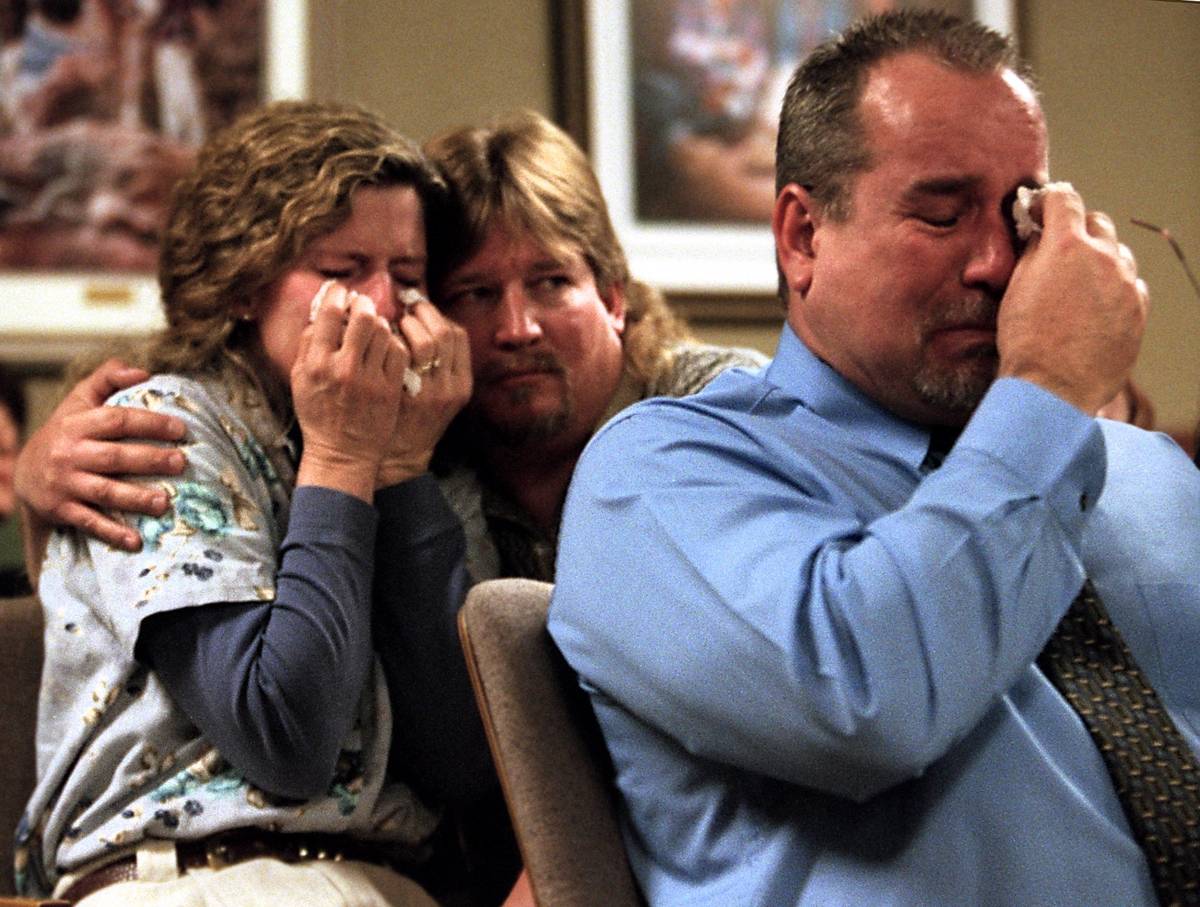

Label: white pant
[72,856,438,907]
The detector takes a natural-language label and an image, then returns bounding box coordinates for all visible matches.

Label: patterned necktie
[920,426,959,473]
[1037,581,1200,905]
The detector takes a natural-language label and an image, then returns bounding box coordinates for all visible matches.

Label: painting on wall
[0,0,305,347]
[559,0,1016,295]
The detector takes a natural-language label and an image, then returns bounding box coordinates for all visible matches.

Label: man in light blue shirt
[549,10,1194,906]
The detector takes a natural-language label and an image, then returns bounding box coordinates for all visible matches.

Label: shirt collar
[764,323,934,472]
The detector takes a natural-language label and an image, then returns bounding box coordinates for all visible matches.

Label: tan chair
[458,579,644,907]
[0,594,68,906]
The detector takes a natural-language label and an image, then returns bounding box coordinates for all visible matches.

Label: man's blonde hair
[425,110,688,384]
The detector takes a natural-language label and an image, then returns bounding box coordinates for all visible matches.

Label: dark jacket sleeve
[371,474,496,804]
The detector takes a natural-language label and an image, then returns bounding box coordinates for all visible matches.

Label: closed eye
[390,271,425,289]
[917,214,960,229]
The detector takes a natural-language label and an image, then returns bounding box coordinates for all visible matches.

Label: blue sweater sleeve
[136,485,377,800]
[371,474,495,804]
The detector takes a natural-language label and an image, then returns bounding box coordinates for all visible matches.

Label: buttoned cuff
[956,377,1106,536]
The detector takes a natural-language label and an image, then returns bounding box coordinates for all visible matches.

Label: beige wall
[19,0,1200,435]
[308,0,1200,432]
[307,0,554,142]
[1022,0,1200,433]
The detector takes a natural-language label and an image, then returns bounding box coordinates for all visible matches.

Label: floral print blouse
[16,371,436,896]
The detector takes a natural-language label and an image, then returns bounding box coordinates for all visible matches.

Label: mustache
[476,352,566,385]
[923,295,1000,333]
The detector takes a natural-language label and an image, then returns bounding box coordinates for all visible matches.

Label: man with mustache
[549,10,1197,906]
[424,111,767,585]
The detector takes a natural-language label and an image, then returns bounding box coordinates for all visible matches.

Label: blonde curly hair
[137,100,447,390]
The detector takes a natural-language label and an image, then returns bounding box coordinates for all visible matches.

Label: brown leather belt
[59,829,414,903]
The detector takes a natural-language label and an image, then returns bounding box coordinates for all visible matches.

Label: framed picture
[558,0,1016,295]
[0,0,307,361]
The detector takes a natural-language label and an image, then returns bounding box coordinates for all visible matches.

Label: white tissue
[399,287,426,313]
[310,279,422,394]
[1012,181,1075,241]
[308,279,337,322]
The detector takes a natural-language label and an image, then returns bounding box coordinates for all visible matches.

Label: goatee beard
[471,352,572,448]
[469,382,573,450]
[473,404,571,449]
[912,294,1000,417]
[911,347,998,418]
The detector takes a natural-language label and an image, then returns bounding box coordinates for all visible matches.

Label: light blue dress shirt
[549,325,1200,906]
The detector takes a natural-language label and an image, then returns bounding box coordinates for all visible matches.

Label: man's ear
[773,184,821,298]
[603,282,627,335]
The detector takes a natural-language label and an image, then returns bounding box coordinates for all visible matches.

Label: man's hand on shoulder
[16,359,188,578]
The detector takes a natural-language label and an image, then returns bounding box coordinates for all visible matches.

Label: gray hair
[776,9,1034,223]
